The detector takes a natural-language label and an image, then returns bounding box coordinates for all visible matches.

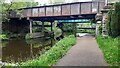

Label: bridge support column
[41,21,45,37]
[29,19,33,37]
[102,13,108,36]
[61,23,64,38]
[96,21,102,36]
[58,23,64,38]
[73,23,77,37]
[95,13,103,36]
[50,21,54,47]
[42,22,44,32]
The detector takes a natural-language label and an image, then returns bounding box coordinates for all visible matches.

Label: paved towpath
[54,35,107,66]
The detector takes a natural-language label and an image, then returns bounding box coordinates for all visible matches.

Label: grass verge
[20,35,76,66]
[96,36,119,66]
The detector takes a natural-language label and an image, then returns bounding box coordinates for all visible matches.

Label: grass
[96,36,119,66]
[20,35,76,66]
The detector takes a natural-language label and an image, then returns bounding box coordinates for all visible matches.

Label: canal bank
[1,35,76,66]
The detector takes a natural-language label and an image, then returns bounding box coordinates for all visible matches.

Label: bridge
[8,1,105,40]
[9,1,105,20]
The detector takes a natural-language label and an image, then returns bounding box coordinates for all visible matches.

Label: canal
[1,38,54,63]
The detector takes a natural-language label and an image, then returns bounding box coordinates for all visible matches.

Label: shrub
[20,35,76,66]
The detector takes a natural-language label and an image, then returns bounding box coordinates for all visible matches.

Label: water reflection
[2,38,53,63]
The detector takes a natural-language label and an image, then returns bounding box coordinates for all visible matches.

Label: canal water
[1,38,53,63]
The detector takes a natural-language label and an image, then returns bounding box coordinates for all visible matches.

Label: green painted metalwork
[57,19,90,23]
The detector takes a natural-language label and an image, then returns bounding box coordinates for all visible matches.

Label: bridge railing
[9,1,105,18]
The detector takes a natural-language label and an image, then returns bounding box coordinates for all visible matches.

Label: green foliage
[54,28,62,38]
[20,35,76,66]
[1,0,38,22]
[98,25,102,35]
[107,2,120,38]
[0,34,9,40]
[107,9,112,36]
[32,27,42,32]
[45,27,62,38]
[77,23,95,34]
[25,33,32,40]
[50,0,65,4]
[77,29,95,34]
[96,36,119,66]
[64,23,73,31]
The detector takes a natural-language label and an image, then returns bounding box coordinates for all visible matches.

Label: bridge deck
[9,1,105,20]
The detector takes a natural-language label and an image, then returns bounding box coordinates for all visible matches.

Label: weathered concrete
[54,35,107,66]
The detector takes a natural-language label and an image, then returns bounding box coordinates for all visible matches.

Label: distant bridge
[58,19,91,23]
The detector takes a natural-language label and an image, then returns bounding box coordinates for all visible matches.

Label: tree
[1,0,38,22]
[49,0,66,4]
[112,2,120,37]
[107,2,120,38]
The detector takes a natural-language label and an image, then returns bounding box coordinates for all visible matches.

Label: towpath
[55,34,107,66]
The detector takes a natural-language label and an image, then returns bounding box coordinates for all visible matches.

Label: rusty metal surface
[62,5,70,15]
[22,9,27,17]
[92,2,98,13]
[39,7,45,16]
[71,4,80,15]
[46,7,53,16]
[81,2,92,14]
[22,9,32,17]
[9,2,105,18]
[32,8,39,17]
[99,2,105,12]
[53,6,61,16]
[27,9,32,17]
